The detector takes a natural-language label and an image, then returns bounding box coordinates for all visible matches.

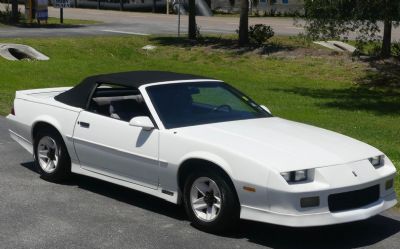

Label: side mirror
[129,116,155,131]
[260,105,272,114]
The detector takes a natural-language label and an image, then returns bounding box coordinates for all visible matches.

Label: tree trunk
[381,19,392,58]
[152,0,156,13]
[188,0,197,40]
[239,0,249,46]
[11,0,18,23]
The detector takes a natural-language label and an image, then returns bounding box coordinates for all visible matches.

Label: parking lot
[0,116,399,249]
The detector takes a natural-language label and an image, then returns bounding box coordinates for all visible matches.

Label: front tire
[34,129,71,182]
[183,169,240,233]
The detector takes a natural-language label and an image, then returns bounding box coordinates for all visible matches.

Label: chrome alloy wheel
[37,136,59,174]
[190,177,222,222]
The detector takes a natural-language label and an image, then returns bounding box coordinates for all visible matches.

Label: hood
[176,117,381,172]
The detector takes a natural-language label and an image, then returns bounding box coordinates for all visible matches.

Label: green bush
[392,42,400,58]
[248,24,275,46]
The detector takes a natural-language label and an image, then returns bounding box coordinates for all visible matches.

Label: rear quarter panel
[8,95,81,162]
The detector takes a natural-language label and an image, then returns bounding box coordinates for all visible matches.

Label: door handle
[78,121,90,128]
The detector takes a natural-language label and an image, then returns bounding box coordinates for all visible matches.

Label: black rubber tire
[183,169,240,233]
[34,128,71,182]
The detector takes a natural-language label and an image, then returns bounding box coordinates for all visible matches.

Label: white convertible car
[7,71,397,232]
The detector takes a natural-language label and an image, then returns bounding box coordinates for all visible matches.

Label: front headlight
[369,155,385,168]
[280,169,308,183]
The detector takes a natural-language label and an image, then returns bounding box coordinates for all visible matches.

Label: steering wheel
[211,104,232,113]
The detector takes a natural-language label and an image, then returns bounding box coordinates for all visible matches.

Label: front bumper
[241,191,397,227]
[240,158,397,227]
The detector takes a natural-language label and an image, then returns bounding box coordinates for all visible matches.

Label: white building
[212,0,304,14]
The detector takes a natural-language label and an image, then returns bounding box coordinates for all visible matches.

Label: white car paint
[7,80,397,227]
[73,110,160,189]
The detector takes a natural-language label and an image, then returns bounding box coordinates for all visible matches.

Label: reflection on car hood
[176,117,381,172]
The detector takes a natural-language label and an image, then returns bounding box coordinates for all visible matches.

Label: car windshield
[146,82,271,129]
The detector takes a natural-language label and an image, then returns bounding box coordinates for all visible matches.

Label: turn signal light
[300,196,320,208]
[243,186,256,192]
[385,179,394,190]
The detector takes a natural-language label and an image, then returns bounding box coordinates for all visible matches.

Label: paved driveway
[0,116,399,249]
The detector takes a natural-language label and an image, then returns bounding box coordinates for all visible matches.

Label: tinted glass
[146,82,271,129]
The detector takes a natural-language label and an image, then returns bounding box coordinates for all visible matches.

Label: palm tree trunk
[239,0,249,46]
[381,19,392,58]
[188,0,197,39]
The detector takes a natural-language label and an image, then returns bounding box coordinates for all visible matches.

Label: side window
[88,84,149,122]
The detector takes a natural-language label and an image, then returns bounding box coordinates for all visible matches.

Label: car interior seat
[109,96,147,121]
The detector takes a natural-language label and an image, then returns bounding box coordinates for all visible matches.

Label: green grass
[0,35,398,202]
[45,17,101,25]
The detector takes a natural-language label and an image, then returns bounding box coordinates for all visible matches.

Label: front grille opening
[328,185,380,212]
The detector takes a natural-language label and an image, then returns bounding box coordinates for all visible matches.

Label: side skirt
[9,129,33,155]
[71,162,179,204]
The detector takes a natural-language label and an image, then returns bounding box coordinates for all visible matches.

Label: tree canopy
[303,0,400,57]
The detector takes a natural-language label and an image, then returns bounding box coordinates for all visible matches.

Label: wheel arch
[177,156,239,204]
[31,117,64,146]
[31,118,72,181]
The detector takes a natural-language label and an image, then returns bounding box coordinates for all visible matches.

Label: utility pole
[177,0,181,37]
[166,0,169,15]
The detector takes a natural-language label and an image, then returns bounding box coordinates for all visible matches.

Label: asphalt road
[0,116,399,249]
[1,5,400,40]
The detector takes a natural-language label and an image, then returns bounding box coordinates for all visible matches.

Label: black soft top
[55,71,212,109]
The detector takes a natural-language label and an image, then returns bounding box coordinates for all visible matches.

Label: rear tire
[34,128,71,182]
[183,169,240,233]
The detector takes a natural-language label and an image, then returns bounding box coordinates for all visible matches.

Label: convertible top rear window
[146,82,271,129]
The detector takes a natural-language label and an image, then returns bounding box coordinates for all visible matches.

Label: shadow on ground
[21,161,400,249]
[273,86,400,116]
[357,58,400,88]
[20,161,186,221]
[150,36,295,55]
[235,215,400,249]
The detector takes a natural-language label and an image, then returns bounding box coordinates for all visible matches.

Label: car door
[73,110,159,190]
